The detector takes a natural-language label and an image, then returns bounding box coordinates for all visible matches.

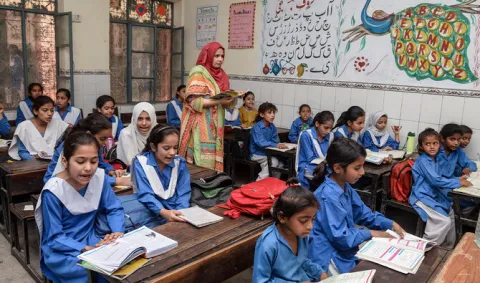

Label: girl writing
[16,82,44,125]
[96,95,123,140]
[288,104,313,143]
[239,91,258,128]
[333,106,365,144]
[361,111,401,152]
[53,88,82,126]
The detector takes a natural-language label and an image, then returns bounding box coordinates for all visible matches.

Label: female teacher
[178,42,235,171]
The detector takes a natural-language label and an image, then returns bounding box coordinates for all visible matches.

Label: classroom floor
[0,233,35,283]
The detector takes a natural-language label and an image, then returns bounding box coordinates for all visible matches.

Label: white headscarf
[117,102,157,165]
[366,110,389,148]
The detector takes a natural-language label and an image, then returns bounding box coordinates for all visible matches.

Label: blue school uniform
[453,147,478,177]
[108,115,124,141]
[225,108,241,127]
[54,105,81,125]
[437,145,476,179]
[166,97,183,129]
[288,117,313,143]
[253,224,324,282]
[333,124,361,144]
[249,120,279,158]
[409,153,461,221]
[0,114,11,137]
[16,96,33,125]
[133,152,191,224]
[361,133,399,152]
[38,172,124,283]
[309,177,393,273]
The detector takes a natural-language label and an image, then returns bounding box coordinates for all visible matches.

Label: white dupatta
[112,115,119,138]
[170,99,182,120]
[334,126,359,142]
[365,111,390,148]
[53,106,81,125]
[135,155,180,200]
[295,128,333,173]
[19,100,34,121]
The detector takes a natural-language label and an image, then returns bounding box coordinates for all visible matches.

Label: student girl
[117,102,157,166]
[166,85,185,129]
[295,111,335,188]
[132,125,191,228]
[96,95,123,140]
[455,125,477,177]
[361,111,401,152]
[409,128,472,248]
[250,102,286,180]
[308,137,405,274]
[9,96,69,160]
[52,88,82,126]
[238,91,258,128]
[35,132,125,283]
[333,106,365,144]
[288,104,313,143]
[16,82,44,125]
[0,103,11,137]
[225,107,241,128]
[253,178,327,282]
[43,113,130,187]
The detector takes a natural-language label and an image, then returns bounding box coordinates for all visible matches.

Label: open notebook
[179,206,223,228]
[365,150,406,165]
[454,171,480,197]
[318,269,376,283]
[266,143,297,152]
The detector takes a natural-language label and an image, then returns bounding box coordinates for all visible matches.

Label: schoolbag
[390,159,415,202]
[190,173,234,209]
[218,177,288,219]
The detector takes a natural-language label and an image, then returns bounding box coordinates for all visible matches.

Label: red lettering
[455,37,465,50]
[439,22,450,35]
[418,6,428,16]
[404,30,412,40]
[395,42,404,54]
[427,34,438,46]
[408,57,417,69]
[419,58,428,70]
[398,54,406,66]
[454,53,463,66]
[440,40,451,53]
[446,11,456,21]
[431,65,442,77]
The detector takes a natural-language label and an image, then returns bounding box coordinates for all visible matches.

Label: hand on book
[383,146,394,151]
[460,178,473,187]
[462,167,472,176]
[114,169,126,178]
[160,208,186,222]
[370,230,394,239]
[103,232,124,244]
[320,272,328,280]
[278,143,288,149]
[391,222,405,239]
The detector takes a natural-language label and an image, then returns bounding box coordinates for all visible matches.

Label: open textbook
[365,150,406,165]
[266,143,297,152]
[454,171,480,197]
[319,269,376,283]
[211,89,247,100]
[356,230,434,274]
[179,206,223,228]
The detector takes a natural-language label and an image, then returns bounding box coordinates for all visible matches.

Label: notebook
[266,143,297,152]
[318,269,376,283]
[454,172,480,197]
[365,150,406,164]
[179,206,223,228]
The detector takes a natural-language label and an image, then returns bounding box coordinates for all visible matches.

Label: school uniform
[239,106,257,128]
[225,108,241,127]
[451,147,478,177]
[288,117,313,143]
[438,145,477,179]
[253,224,324,282]
[295,127,333,188]
[409,153,460,248]
[108,115,123,141]
[35,169,124,283]
[43,141,116,186]
[333,125,361,144]
[361,111,398,152]
[132,151,191,227]
[53,104,82,126]
[0,114,11,137]
[8,119,68,161]
[309,177,393,274]
[249,120,284,180]
[166,97,183,129]
[16,96,34,125]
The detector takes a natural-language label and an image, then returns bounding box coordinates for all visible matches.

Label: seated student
[0,103,11,137]
[52,88,82,126]
[44,113,130,187]
[35,132,125,283]
[333,106,365,144]
[409,128,472,248]
[166,85,185,129]
[16,82,44,126]
[96,95,123,140]
[117,102,157,166]
[9,96,69,160]
[239,91,258,128]
[308,137,405,275]
[455,125,477,176]
[296,111,335,188]
[225,107,241,128]
[289,104,313,143]
[362,111,401,152]
[250,102,286,180]
[132,125,191,228]
[253,178,328,282]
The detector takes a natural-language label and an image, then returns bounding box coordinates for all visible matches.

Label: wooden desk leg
[0,187,10,239]
[289,154,295,179]
[370,175,379,211]
[451,197,463,245]
[87,270,100,283]
[266,151,273,178]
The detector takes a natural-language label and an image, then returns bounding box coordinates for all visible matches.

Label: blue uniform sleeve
[44,146,63,183]
[418,158,461,189]
[100,181,125,233]
[301,257,323,281]
[351,189,393,230]
[252,239,288,283]
[132,158,164,215]
[173,161,191,209]
[41,191,86,253]
[15,105,25,126]
[0,114,11,137]
[252,126,278,149]
[385,136,400,150]
[18,138,34,160]
[457,149,477,173]
[299,133,317,164]
[115,118,124,140]
[288,120,300,143]
[166,103,181,128]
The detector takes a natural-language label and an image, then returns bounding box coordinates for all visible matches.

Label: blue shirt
[250,121,279,157]
[225,108,241,127]
[296,127,331,188]
[288,117,313,143]
[437,145,476,179]
[133,151,191,216]
[55,105,81,125]
[361,131,399,152]
[166,97,183,129]
[44,142,116,185]
[16,97,33,126]
[309,177,393,273]
[452,147,478,177]
[253,224,323,283]
[0,114,11,137]
[109,115,124,140]
[334,124,361,144]
[409,153,461,221]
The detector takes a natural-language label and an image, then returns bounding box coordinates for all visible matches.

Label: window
[110,0,183,104]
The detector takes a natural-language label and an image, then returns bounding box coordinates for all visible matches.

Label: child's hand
[320,272,328,280]
[383,146,393,151]
[392,222,405,239]
[370,230,394,238]
[160,209,186,222]
[241,123,248,128]
[116,176,131,187]
[392,125,402,134]
[382,157,393,164]
[278,144,288,149]
[460,178,473,187]
[462,167,472,176]
[102,232,123,244]
[114,169,126,178]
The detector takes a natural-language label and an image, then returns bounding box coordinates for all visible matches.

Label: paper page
[311,157,325,165]
[319,269,376,283]
[179,206,223,228]
[267,143,297,152]
[24,205,34,211]
[78,240,141,272]
[365,155,384,165]
[122,226,178,258]
[382,230,435,251]
[454,172,480,196]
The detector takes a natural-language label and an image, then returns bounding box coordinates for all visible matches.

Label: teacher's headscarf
[196,42,230,91]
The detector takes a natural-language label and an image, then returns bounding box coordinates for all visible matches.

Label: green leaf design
[351,15,355,26]
[471,14,476,25]
[340,18,345,27]
[342,0,346,6]
[345,41,351,54]
[360,36,367,51]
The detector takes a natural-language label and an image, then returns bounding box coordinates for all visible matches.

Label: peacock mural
[343,0,480,83]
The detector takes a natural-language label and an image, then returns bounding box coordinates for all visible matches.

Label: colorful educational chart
[196,5,218,49]
[261,0,480,91]
[229,1,257,49]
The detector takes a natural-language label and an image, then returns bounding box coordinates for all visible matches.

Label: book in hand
[318,269,376,283]
[266,143,297,152]
[179,206,223,228]
[211,90,247,100]
[78,226,177,275]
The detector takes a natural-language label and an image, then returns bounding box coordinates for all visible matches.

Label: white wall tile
[419,94,442,124]
[282,84,295,106]
[321,86,335,111]
[387,118,400,136]
[95,75,110,96]
[237,80,251,90]
[462,98,480,129]
[254,101,262,109]
[249,81,262,97]
[294,84,309,107]
[271,83,284,105]
[260,82,272,103]
[334,111,343,124]
[440,96,465,124]
[74,74,83,92]
[418,122,439,133]
[307,85,322,110]
[229,79,241,90]
[350,88,368,109]
[274,104,283,127]
[82,75,96,96]
[311,108,321,117]
[365,90,385,114]
[383,91,403,119]
[335,87,351,112]
[282,105,295,128]
[83,95,97,115]
[399,120,419,147]
[400,92,422,121]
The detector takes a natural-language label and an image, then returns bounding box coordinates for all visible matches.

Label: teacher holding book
[178,42,236,171]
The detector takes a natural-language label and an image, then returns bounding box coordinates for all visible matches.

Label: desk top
[363,160,398,176]
[265,147,296,157]
[351,246,448,283]
[186,163,218,180]
[0,146,7,155]
[0,158,50,175]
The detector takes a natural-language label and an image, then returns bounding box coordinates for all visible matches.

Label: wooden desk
[0,146,7,155]
[448,190,480,245]
[265,148,296,179]
[359,161,398,211]
[431,232,480,282]
[351,246,448,283]
[88,207,272,283]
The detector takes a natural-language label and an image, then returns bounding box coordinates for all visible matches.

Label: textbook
[78,226,177,275]
[266,143,297,152]
[454,172,480,197]
[211,89,247,100]
[179,206,223,228]
[365,150,405,165]
[319,269,376,283]
[80,257,150,280]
